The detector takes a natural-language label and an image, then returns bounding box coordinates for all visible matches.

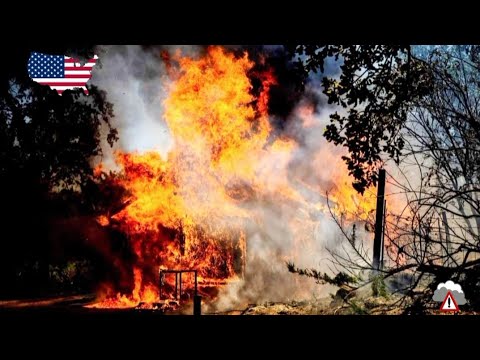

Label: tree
[287,45,431,193]
[0,46,118,297]
[389,45,480,309]
[288,45,480,312]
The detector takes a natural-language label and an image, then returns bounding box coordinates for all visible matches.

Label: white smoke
[209,81,371,311]
[92,45,176,165]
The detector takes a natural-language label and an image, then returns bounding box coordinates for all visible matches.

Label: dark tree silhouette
[287,45,432,193]
[0,46,118,297]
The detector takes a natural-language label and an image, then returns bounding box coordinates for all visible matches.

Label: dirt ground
[220,293,407,315]
[0,294,96,308]
[0,291,475,315]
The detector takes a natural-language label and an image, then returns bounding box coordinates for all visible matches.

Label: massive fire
[89,46,381,309]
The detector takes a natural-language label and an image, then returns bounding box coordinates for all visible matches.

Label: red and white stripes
[32,55,98,95]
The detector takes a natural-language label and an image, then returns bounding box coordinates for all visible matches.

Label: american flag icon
[27,52,98,95]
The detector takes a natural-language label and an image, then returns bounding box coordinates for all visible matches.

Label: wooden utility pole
[373,169,386,270]
[441,211,451,266]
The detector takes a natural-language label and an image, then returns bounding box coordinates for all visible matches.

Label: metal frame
[159,269,198,301]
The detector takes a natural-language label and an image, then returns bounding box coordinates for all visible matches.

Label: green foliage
[49,259,93,290]
[286,45,432,193]
[349,299,369,315]
[287,45,480,311]
[0,84,117,192]
[371,275,388,298]
[286,261,358,288]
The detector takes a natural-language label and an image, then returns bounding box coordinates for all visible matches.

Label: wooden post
[159,271,163,300]
[441,211,451,265]
[179,272,182,300]
[174,272,178,299]
[193,271,201,315]
[373,169,386,270]
[380,199,386,266]
[474,192,480,233]
[194,295,202,316]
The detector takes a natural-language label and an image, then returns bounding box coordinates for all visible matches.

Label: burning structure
[87,46,379,311]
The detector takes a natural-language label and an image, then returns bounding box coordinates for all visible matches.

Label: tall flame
[91,46,382,309]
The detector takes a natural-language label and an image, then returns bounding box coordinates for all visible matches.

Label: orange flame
[91,46,390,309]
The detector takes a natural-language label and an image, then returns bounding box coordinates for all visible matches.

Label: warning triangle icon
[440,291,460,312]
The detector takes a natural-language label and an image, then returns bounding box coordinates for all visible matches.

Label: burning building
[87,46,379,311]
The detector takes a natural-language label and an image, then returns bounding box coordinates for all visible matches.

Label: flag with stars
[27,52,98,95]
